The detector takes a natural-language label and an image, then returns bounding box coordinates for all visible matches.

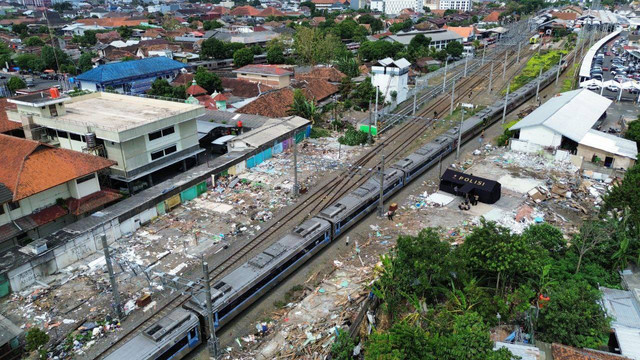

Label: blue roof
[76,57,187,84]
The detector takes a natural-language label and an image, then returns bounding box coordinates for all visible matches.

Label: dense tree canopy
[233,47,254,67]
[194,67,222,94]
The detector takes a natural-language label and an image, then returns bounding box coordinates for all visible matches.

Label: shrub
[338,126,369,146]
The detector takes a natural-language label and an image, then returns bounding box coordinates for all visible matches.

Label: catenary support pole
[464,56,468,77]
[502,81,510,124]
[450,79,456,116]
[456,105,464,160]
[517,42,521,63]
[443,60,448,92]
[378,150,385,217]
[101,235,123,320]
[555,55,562,85]
[293,134,298,196]
[202,261,220,359]
[489,62,494,92]
[536,66,543,101]
[502,51,507,80]
[482,46,486,64]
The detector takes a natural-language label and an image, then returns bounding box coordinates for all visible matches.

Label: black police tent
[439,169,501,204]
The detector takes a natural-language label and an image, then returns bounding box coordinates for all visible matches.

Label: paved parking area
[591,32,640,102]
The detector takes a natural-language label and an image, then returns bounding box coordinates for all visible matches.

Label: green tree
[194,67,222,93]
[7,76,26,92]
[148,78,187,99]
[52,1,72,12]
[294,27,345,65]
[41,46,70,71]
[331,328,355,360]
[12,23,28,37]
[266,42,285,64]
[365,321,430,360]
[233,47,254,67]
[389,19,413,34]
[0,41,13,68]
[289,89,322,124]
[25,327,49,352]
[117,26,133,39]
[336,56,360,78]
[536,279,610,348]
[358,40,404,62]
[203,20,224,31]
[358,14,383,34]
[445,41,464,58]
[624,119,640,148]
[15,53,45,72]
[78,51,96,73]
[462,220,542,293]
[350,78,381,109]
[24,36,45,47]
[520,223,566,259]
[201,37,226,59]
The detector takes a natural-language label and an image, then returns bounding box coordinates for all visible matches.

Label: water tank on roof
[86,133,97,148]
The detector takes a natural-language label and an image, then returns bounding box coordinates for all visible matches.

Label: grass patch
[495,119,520,146]
[310,126,331,139]
[502,50,566,95]
[443,105,486,122]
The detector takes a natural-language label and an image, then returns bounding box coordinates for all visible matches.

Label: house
[221,78,274,98]
[295,66,347,83]
[75,57,187,93]
[510,89,637,170]
[236,79,338,117]
[61,23,107,36]
[0,99,23,137]
[577,129,637,170]
[483,10,502,23]
[381,29,463,50]
[227,116,310,152]
[0,134,117,250]
[552,343,631,360]
[371,57,410,103]
[439,0,472,12]
[443,25,475,42]
[230,5,262,17]
[6,91,205,193]
[233,64,293,89]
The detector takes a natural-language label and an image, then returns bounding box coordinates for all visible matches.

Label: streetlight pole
[555,55,562,85]
[464,55,468,77]
[502,51,508,80]
[536,66,543,101]
[489,62,494,92]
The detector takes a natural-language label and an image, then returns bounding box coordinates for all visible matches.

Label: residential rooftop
[12,92,203,133]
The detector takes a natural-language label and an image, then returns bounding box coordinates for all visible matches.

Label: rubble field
[218,145,613,359]
[0,135,366,359]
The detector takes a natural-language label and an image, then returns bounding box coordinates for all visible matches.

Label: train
[104,61,566,360]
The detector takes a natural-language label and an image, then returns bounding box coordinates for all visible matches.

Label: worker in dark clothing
[473,194,479,206]
[454,185,459,196]
[387,210,394,221]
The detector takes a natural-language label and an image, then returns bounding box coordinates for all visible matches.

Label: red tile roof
[30,205,67,226]
[173,72,194,86]
[212,93,229,101]
[221,78,274,98]
[66,189,122,216]
[236,79,337,117]
[187,83,208,96]
[230,5,262,17]
[0,99,21,134]
[443,25,474,39]
[259,6,285,17]
[551,11,578,20]
[0,134,116,201]
[295,66,347,83]
[236,88,295,117]
[235,64,293,76]
[552,344,631,360]
[484,11,502,23]
[77,17,145,27]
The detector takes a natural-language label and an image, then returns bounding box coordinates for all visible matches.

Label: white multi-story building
[371,58,410,104]
[379,0,421,15]
[7,91,205,194]
[439,0,471,11]
[371,0,384,12]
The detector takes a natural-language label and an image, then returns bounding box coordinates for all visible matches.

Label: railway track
[93,31,536,360]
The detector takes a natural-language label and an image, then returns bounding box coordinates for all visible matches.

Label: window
[69,133,82,141]
[49,104,58,117]
[76,173,95,184]
[148,126,175,141]
[57,130,68,139]
[151,145,178,161]
[0,205,5,215]
[8,201,20,211]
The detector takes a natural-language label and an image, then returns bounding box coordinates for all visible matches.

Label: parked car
[587,83,601,90]
[607,84,620,92]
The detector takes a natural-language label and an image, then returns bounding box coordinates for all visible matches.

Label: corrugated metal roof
[385,29,462,45]
[197,110,271,129]
[600,287,640,360]
[230,116,309,148]
[0,314,22,347]
[579,30,621,78]
[494,342,540,360]
[510,89,612,142]
[579,129,638,159]
[76,57,186,84]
